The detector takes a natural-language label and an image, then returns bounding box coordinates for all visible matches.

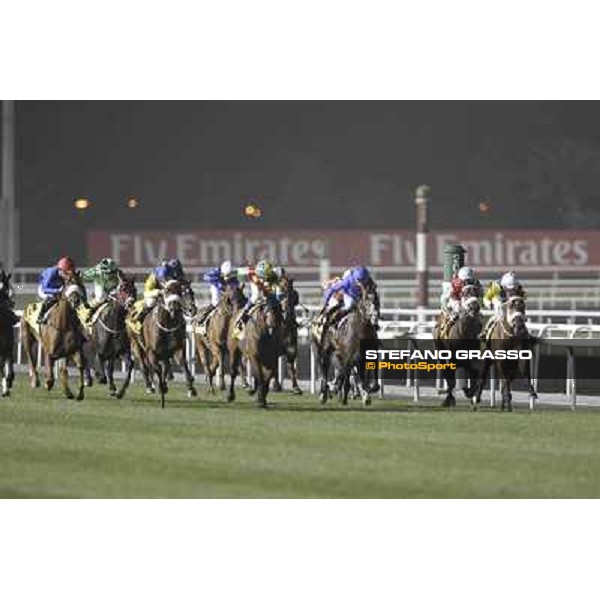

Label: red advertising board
[87,229,600,271]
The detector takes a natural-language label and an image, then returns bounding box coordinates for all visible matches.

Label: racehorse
[271,274,302,395]
[433,291,482,407]
[0,270,17,397]
[234,300,283,408]
[314,291,379,406]
[473,295,537,411]
[142,280,197,408]
[21,281,88,400]
[195,284,246,395]
[86,276,137,398]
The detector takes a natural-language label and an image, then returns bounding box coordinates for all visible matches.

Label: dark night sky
[9,100,600,263]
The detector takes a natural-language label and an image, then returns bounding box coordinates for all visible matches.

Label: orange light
[127,197,139,208]
[74,198,91,210]
[244,204,262,218]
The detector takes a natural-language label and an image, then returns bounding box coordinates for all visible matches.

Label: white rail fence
[10,269,600,311]
[7,306,600,409]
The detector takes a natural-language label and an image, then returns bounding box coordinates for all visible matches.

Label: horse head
[63,282,86,310]
[0,271,13,305]
[179,280,197,318]
[114,276,137,310]
[505,296,527,337]
[162,280,185,319]
[462,295,481,318]
[360,289,380,329]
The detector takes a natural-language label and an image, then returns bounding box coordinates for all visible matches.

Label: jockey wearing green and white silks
[81,258,123,306]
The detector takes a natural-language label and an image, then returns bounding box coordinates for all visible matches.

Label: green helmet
[99,257,117,273]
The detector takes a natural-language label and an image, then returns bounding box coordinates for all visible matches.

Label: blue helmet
[353,266,370,282]
[155,265,169,281]
[168,258,183,277]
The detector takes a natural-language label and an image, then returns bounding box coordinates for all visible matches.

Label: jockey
[81,257,124,321]
[233,259,281,331]
[274,266,299,313]
[440,266,483,319]
[320,266,375,332]
[37,256,82,324]
[482,270,526,337]
[135,258,189,325]
[196,260,240,326]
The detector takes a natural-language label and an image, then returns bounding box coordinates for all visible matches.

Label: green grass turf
[1,377,600,498]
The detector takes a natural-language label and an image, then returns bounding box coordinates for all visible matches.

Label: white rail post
[310,344,316,395]
[489,364,496,408]
[567,347,576,409]
[278,355,284,387]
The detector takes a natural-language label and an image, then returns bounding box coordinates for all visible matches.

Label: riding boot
[136,304,153,326]
[37,298,56,324]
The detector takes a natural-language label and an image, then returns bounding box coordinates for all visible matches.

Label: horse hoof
[363,397,372,407]
[95,377,106,385]
[65,391,74,400]
[146,387,155,395]
[116,391,124,399]
[188,389,197,398]
[1,391,9,398]
[248,388,256,396]
[76,393,84,401]
[291,387,303,396]
[219,384,226,392]
[272,383,282,393]
[226,393,235,402]
[109,389,117,397]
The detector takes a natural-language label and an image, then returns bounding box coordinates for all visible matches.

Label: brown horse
[0,270,18,397]
[142,280,197,408]
[238,300,283,407]
[313,291,379,406]
[474,295,537,411]
[86,276,138,399]
[272,274,302,395]
[21,283,88,400]
[195,284,246,395]
[433,294,482,407]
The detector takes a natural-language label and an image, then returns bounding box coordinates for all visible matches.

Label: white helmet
[342,269,351,279]
[220,260,232,276]
[458,266,475,282]
[501,271,518,289]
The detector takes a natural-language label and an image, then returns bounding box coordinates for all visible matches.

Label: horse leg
[0,357,7,397]
[58,359,74,399]
[22,327,40,388]
[73,351,85,401]
[254,362,268,408]
[218,346,227,392]
[94,356,107,385]
[107,359,117,396]
[178,348,197,397]
[116,350,134,399]
[134,341,155,394]
[288,354,302,395]
[441,363,456,407]
[318,348,332,404]
[226,348,240,403]
[45,353,56,392]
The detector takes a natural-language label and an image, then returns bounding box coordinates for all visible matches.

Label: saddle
[125,299,147,335]
[23,302,49,336]
[438,312,457,340]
